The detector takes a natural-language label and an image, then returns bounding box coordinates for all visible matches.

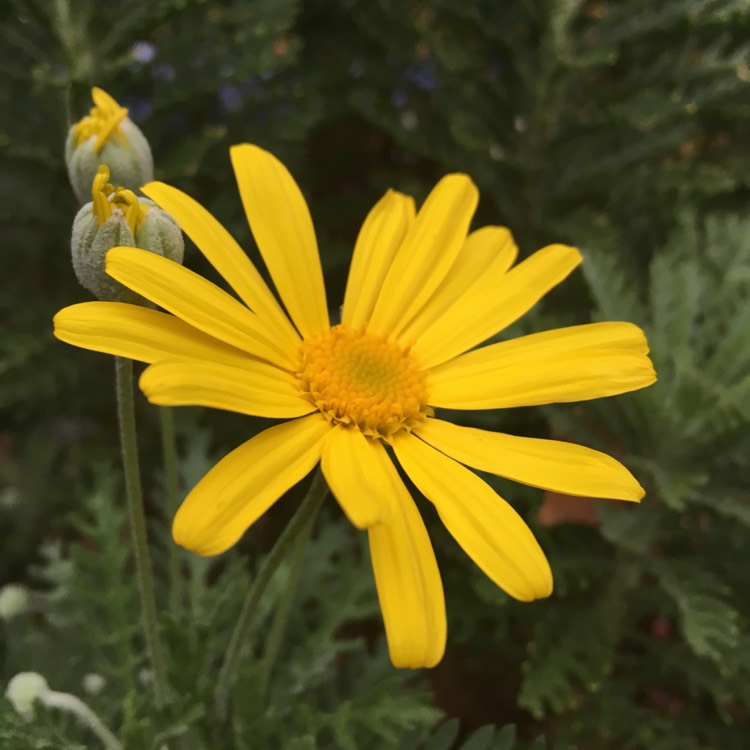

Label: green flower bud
[71,165,184,302]
[66,87,154,204]
[134,197,184,265]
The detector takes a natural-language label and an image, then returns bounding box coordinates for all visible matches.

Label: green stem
[53,0,93,81]
[159,407,182,615]
[115,357,168,707]
[215,469,328,719]
[255,503,314,708]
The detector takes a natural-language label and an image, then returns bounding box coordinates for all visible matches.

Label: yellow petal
[53,301,254,365]
[105,246,294,369]
[398,225,517,343]
[413,243,582,369]
[368,174,478,336]
[392,433,553,602]
[320,426,394,529]
[230,144,328,338]
[415,418,644,502]
[91,87,120,111]
[429,322,656,409]
[141,181,299,349]
[342,190,415,329]
[173,414,330,556]
[139,359,314,419]
[368,453,446,668]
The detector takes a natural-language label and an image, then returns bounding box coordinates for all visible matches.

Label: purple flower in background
[219,83,243,113]
[406,61,439,92]
[131,42,157,65]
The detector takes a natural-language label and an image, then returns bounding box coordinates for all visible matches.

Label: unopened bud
[82,673,106,695]
[6,673,122,749]
[0,585,30,620]
[5,672,49,719]
[71,165,184,302]
[66,87,154,204]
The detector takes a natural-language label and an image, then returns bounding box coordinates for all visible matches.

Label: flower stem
[254,501,314,708]
[159,407,182,614]
[215,468,328,719]
[42,689,122,750]
[115,356,168,707]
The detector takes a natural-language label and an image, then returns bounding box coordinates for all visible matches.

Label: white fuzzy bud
[5,672,49,719]
[82,673,107,695]
[0,585,30,620]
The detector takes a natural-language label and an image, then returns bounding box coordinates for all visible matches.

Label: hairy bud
[66,87,154,204]
[71,165,184,302]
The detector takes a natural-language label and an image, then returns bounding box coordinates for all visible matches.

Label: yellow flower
[53,145,656,668]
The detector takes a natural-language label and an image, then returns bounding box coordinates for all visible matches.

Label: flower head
[53,145,656,668]
[71,165,184,302]
[65,87,154,204]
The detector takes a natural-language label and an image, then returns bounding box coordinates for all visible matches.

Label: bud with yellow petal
[66,87,154,204]
[72,166,184,302]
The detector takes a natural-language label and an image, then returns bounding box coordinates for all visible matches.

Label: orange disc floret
[297,325,429,438]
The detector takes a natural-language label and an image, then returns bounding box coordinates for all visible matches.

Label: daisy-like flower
[54,145,656,668]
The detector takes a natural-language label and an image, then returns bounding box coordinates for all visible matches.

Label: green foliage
[656,564,739,664]
[0,440,444,748]
[518,586,623,719]
[318,0,750,249]
[505,209,750,748]
[418,719,565,750]
[0,698,88,749]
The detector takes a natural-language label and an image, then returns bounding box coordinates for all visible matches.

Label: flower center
[297,325,430,438]
[73,88,129,152]
[91,165,148,234]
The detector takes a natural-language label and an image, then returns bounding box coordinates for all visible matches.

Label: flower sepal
[134,200,184,266]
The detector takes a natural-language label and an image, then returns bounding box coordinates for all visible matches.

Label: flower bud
[71,165,184,302]
[66,87,154,204]
[82,673,106,695]
[5,672,49,719]
[0,585,30,621]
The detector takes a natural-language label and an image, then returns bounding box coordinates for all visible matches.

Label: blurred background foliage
[1,0,749,747]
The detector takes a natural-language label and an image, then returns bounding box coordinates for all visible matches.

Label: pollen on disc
[297,325,429,438]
